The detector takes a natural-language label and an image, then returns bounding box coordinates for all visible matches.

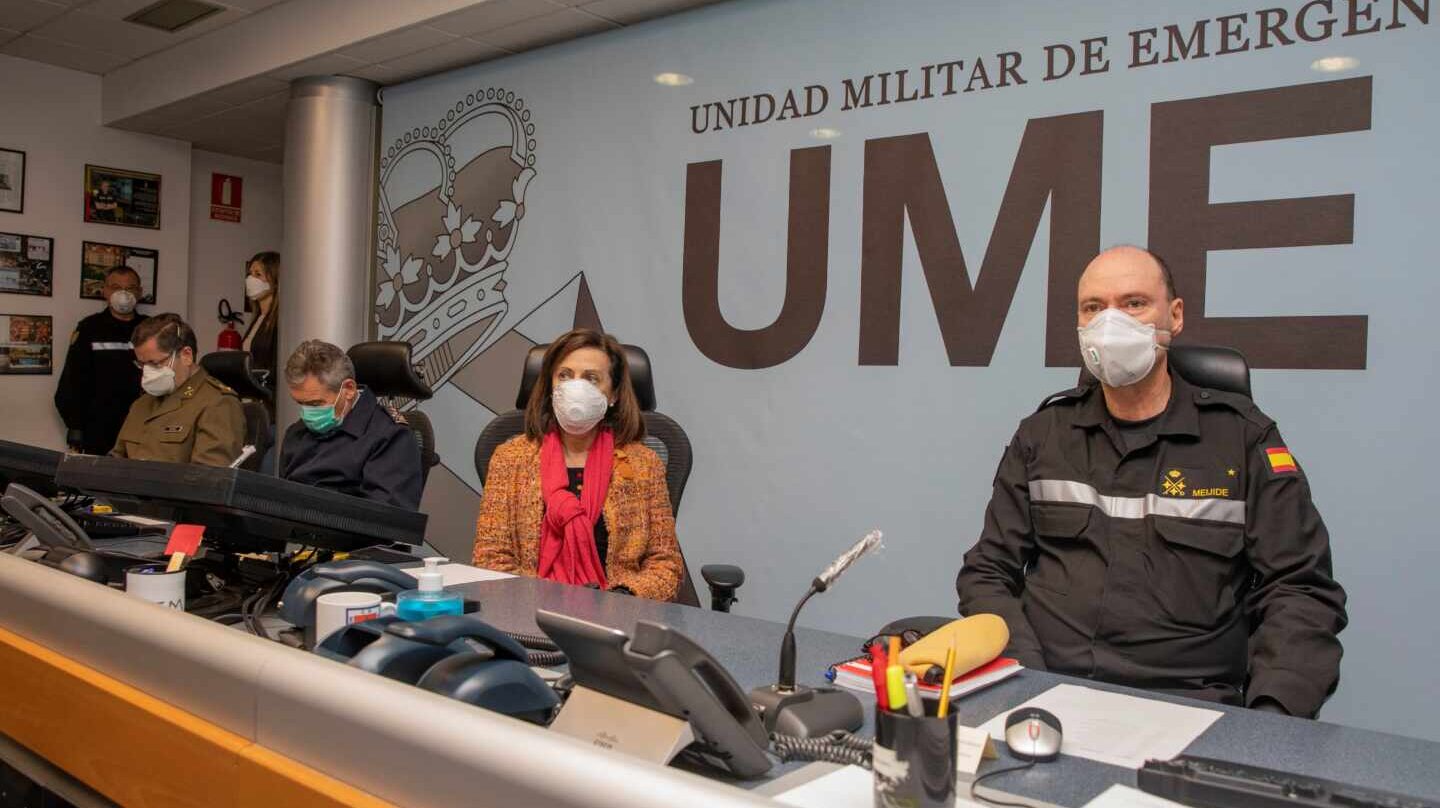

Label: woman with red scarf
[471,329,683,600]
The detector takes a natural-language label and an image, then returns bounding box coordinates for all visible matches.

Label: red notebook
[832,656,1022,701]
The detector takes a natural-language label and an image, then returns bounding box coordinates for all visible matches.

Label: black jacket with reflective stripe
[957,371,1347,717]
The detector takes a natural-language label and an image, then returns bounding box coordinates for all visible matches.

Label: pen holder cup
[873,710,957,808]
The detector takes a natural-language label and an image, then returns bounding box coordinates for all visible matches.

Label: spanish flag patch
[1265,447,1298,474]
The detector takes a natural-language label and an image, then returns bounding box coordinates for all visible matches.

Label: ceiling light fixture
[654,72,694,87]
[810,127,842,140]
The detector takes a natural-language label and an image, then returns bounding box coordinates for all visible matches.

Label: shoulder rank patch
[1265,446,1298,474]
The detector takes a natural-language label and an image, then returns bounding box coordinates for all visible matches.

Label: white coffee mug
[315,591,396,644]
[125,564,185,611]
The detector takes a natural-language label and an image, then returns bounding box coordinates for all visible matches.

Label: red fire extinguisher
[217,299,243,350]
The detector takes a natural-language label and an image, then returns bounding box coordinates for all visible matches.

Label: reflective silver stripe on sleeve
[91,342,133,350]
[1028,479,1246,525]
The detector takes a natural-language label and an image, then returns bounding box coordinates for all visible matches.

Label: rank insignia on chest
[1161,469,1187,497]
[162,425,184,435]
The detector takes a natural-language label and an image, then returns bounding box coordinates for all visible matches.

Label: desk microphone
[750,530,882,738]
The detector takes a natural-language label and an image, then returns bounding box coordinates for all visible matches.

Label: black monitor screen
[0,440,64,499]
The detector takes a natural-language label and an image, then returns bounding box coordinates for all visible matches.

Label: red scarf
[537,427,612,588]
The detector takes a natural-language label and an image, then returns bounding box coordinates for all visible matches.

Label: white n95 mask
[1077,308,1168,388]
[109,290,137,315]
[141,359,177,397]
[552,379,610,435]
[244,276,271,300]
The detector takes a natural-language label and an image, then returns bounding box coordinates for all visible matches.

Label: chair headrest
[200,350,274,403]
[348,341,434,402]
[516,344,656,411]
[1077,344,1252,399]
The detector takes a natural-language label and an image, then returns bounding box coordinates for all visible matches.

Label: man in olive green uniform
[112,313,246,467]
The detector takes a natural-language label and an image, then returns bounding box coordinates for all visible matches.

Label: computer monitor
[54,455,426,554]
[0,440,64,498]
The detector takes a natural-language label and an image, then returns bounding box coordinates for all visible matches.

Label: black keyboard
[72,512,158,539]
[1138,756,1437,808]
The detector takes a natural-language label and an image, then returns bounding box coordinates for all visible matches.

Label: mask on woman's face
[552,379,610,435]
[1076,308,1169,388]
[140,355,177,397]
[245,275,271,300]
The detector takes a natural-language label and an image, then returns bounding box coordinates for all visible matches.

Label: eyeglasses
[133,353,175,371]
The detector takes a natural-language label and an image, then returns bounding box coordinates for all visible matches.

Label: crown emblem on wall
[374,87,537,396]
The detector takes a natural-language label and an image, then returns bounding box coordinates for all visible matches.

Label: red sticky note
[165,524,205,557]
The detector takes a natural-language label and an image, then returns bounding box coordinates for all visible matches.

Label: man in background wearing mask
[956,245,1347,718]
[279,340,422,510]
[54,267,149,454]
[112,313,245,466]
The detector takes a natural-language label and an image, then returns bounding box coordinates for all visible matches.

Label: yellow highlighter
[886,663,908,714]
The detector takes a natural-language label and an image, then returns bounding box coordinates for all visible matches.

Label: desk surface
[456,575,1440,806]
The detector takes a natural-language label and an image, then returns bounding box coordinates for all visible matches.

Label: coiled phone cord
[770,730,874,768]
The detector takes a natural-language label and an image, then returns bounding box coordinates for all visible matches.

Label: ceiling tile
[344,62,406,85]
[0,0,70,32]
[205,75,288,107]
[0,33,130,73]
[474,7,616,51]
[431,0,562,38]
[337,24,456,65]
[0,27,19,46]
[376,36,506,81]
[579,0,724,25]
[30,9,176,59]
[216,0,287,11]
[267,51,366,82]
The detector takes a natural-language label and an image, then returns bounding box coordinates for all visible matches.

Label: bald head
[1077,245,1184,336]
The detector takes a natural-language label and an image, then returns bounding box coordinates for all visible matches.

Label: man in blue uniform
[957,245,1347,718]
[280,340,423,510]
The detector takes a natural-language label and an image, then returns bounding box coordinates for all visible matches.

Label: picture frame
[0,148,24,215]
[0,231,54,297]
[80,241,158,305]
[84,164,161,229]
[0,313,53,375]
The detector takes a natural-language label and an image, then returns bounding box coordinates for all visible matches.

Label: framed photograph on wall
[84,164,161,229]
[0,149,24,214]
[0,231,54,296]
[80,241,157,304]
[0,313,53,375]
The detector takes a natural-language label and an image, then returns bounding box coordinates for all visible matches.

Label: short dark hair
[284,340,355,391]
[104,266,140,284]
[132,313,197,357]
[523,329,645,447]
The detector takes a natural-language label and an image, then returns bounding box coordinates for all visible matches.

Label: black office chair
[348,341,440,486]
[473,344,744,611]
[1078,343,1252,397]
[200,350,273,471]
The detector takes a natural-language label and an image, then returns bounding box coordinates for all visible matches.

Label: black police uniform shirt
[957,371,1348,718]
[279,388,423,511]
[53,309,148,455]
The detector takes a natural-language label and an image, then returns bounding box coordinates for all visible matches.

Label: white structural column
[279,76,380,435]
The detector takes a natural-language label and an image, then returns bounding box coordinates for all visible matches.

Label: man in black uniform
[957,245,1347,718]
[279,340,423,510]
[91,179,119,222]
[53,267,148,454]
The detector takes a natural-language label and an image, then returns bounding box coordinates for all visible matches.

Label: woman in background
[472,329,682,601]
[242,251,280,383]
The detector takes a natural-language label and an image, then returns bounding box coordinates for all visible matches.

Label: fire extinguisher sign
[210,173,243,223]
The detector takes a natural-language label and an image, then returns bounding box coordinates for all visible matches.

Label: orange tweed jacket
[472,435,683,601]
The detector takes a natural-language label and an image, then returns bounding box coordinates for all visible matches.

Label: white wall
[0,55,192,451]
[187,150,283,353]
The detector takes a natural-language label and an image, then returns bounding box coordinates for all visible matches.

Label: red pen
[870,641,890,711]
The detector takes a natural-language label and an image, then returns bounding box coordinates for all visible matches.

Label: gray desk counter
[457,575,1440,806]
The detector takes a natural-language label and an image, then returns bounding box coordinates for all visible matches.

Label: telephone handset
[348,614,525,682]
[536,609,774,779]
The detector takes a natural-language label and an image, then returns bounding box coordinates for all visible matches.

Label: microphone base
[749,684,863,738]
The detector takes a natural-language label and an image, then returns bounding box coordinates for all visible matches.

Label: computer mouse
[1004,707,1063,762]
[57,550,108,584]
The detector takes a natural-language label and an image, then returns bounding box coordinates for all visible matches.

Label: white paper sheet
[403,563,515,586]
[1082,784,1188,808]
[979,684,1222,770]
[773,764,992,808]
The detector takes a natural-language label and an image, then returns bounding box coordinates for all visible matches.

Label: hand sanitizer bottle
[395,557,464,621]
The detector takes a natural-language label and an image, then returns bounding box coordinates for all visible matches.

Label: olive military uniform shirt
[957,372,1348,718]
[111,366,246,467]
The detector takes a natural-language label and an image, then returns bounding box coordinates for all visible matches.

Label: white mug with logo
[315,591,396,644]
[125,564,185,611]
